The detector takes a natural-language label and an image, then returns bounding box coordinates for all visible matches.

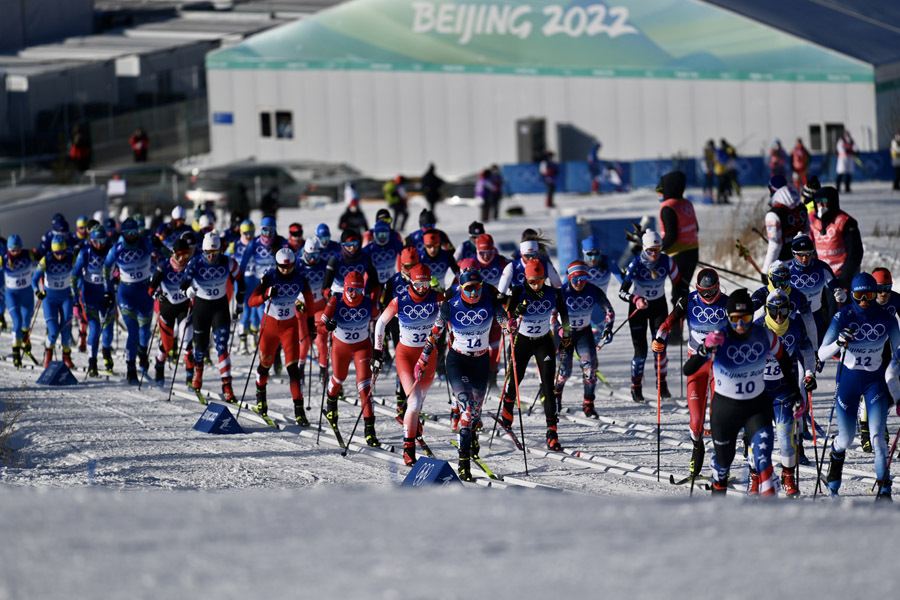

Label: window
[808,124,822,152]
[276,111,293,139]
[260,112,272,138]
[825,123,844,153]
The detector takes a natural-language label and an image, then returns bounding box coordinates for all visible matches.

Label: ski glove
[35,289,47,300]
[295,300,306,314]
[633,295,648,310]
[792,393,807,420]
[837,327,855,348]
[601,325,614,346]
[307,318,316,341]
[651,337,666,354]
[560,333,573,349]
[803,370,817,392]
[371,349,383,377]
[322,316,337,331]
[185,287,197,300]
[233,302,242,318]
[506,318,518,334]
[263,286,275,301]
[414,356,428,381]
[704,331,725,351]
[833,288,848,304]
[514,301,528,317]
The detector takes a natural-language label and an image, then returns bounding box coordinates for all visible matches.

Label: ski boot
[450,406,461,432]
[0,315,6,332]
[191,364,204,390]
[710,476,728,495]
[500,396,516,429]
[747,468,760,497]
[126,361,139,385]
[781,466,799,498]
[22,339,34,363]
[62,348,74,369]
[403,437,417,466]
[221,377,236,404]
[825,450,845,497]
[457,447,473,482]
[583,398,598,419]
[293,398,308,427]
[185,367,194,386]
[471,430,481,459]
[102,347,114,373]
[325,395,339,426]
[546,420,562,452]
[238,333,249,355]
[395,400,407,425]
[256,385,268,415]
[689,437,705,479]
[12,346,22,369]
[875,480,892,503]
[860,420,873,453]
[658,379,671,400]
[87,357,99,378]
[78,330,87,353]
[154,359,165,387]
[138,345,150,378]
[43,346,54,368]
[364,417,379,447]
[631,385,644,403]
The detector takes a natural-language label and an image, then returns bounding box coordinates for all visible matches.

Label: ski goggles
[411,280,431,293]
[526,276,545,287]
[876,283,892,293]
[421,223,435,231]
[569,274,588,286]
[304,252,321,263]
[522,252,539,261]
[121,227,140,237]
[375,231,390,244]
[770,278,791,290]
[174,248,192,259]
[644,246,661,255]
[461,282,483,298]
[261,226,276,237]
[401,262,418,272]
[792,250,814,259]
[289,229,303,239]
[276,261,295,271]
[767,305,790,318]
[342,240,360,250]
[698,286,719,300]
[319,235,331,246]
[424,241,440,250]
[727,313,753,325]
[477,250,495,261]
[853,290,875,302]
[345,284,364,295]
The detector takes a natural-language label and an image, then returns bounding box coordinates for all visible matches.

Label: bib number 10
[735,381,756,395]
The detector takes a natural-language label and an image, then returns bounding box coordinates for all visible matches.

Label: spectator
[768,139,788,180]
[539,150,559,208]
[260,185,279,217]
[420,163,445,215]
[68,124,91,172]
[701,139,716,201]
[791,138,810,188]
[339,199,369,234]
[835,131,858,193]
[721,138,741,199]
[489,164,503,220]
[383,175,408,232]
[890,130,900,191]
[476,168,497,223]
[129,127,149,163]
[587,141,602,194]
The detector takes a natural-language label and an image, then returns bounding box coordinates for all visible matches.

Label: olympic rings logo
[566,296,594,312]
[118,249,142,263]
[691,305,726,324]
[588,267,606,279]
[306,269,324,284]
[483,266,502,281]
[339,307,368,322]
[339,265,364,278]
[402,303,436,320]
[814,227,836,243]
[47,262,70,274]
[855,323,886,342]
[278,283,302,297]
[527,299,553,314]
[372,249,396,263]
[457,308,489,326]
[782,333,796,349]
[726,342,765,365]
[256,247,273,259]
[198,266,227,280]
[791,273,820,288]
[639,266,666,280]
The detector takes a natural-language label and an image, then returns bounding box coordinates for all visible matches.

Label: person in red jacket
[791,138,810,188]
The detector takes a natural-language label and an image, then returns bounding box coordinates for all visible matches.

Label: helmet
[7,234,23,252]
[872,268,893,287]
[76,215,88,229]
[239,220,255,235]
[458,269,484,303]
[768,174,787,197]
[791,235,814,254]
[525,260,545,281]
[409,263,432,298]
[765,288,792,320]
[768,261,791,290]
[468,221,485,236]
[288,223,303,238]
[51,234,67,253]
[419,209,436,228]
[641,230,662,249]
[172,206,187,221]
[696,268,720,304]
[202,232,221,253]
[851,272,876,295]
[275,247,296,268]
[316,223,330,238]
[342,271,365,307]
[260,216,276,230]
[121,218,139,236]
[581,236,599,253]
[458,258,479,274]
[90,225,106,242]
[400,247,419,277]
[519,240,539,259]
[476,234,494,252]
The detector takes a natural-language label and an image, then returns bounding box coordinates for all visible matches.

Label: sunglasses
[289,231,303,238]
[569,274,588,285]
[853,290,875,302]
[261,227,276,236]
[527,277,545,286]
[876,284,892,293]
[523,253,538,261]
[122,229,139,237]
[478,250,494,258]
[793,251,814,258]
[175,250,192,259]
[375,231,389,242]
[342,240,360,249]
[645,247,661,254]
[305,252,320,261]
[345,285,364,294]
[767,306,790,318]
[461,283,482,297]
[728,313,753,325]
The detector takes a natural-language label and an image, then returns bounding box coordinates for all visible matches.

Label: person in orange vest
[791,138,810,188]
[658,171,699,305]
[808,186,863,294]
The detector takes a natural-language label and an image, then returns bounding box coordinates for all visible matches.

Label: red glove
[633,296,648,310]
[704,331,725,350]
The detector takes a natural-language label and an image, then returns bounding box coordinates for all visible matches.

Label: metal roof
[702,0,900,67]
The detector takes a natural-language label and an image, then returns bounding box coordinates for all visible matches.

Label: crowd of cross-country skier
[1,169,898,492]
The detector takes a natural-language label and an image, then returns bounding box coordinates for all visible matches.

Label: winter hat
[726,289,752,315]
[525,260,545,280]
[476,234,494,251]
[468,221,485,236]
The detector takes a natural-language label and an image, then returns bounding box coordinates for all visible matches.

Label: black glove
[601,325,614,345]
[235,292,245,307]
[514,302,528,317]
[837,327,854,348]
[307,318,317,341]
[233,302,243,318]
[36,289,47,300]
[560,333,573,349]
[371,349,383,377]
[760,273,768,286]
[803,372,817,392]
[324,317,337,332]
[105,291,116,308]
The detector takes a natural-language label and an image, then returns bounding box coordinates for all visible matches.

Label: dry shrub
[0,390,26,468]
[702,193,769,290]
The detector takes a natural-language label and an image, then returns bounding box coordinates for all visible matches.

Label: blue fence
[501,150,893,196]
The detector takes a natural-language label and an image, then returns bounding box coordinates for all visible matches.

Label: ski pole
[316,332,332,445]
[167,305,192,402]
[237,302,269,421]
[807,391,820,479]
[306,332,315,410]
[871,426,900,494]
[601,307,640,344]
[679,319,684,401]
[814,348,845,500]
[25,295,44,347]
[750,227,768,243]
[508,330,529,475]
[696,261,760,284]
[656,353,661,482]
[735,240,763,276]
[488,343,515,449]
[137,312,160,390]
[342,370,380,456]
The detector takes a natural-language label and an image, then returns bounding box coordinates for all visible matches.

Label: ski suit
[788,258,837,345]
[323,295,375,418]
[418,247,458,292]
[104,236,156,364]
[555,282,614,405]
[750,284,816,348]
[3,250,37,346]
[73,244,115,359]
[363,237,404,285]
[497,256,562,295]
[299,256,329,369]
[32,250,75,351]
[147,258,193,370]
[228,236,260,341]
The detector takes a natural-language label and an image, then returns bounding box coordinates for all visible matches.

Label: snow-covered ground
[1,182,899,598]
